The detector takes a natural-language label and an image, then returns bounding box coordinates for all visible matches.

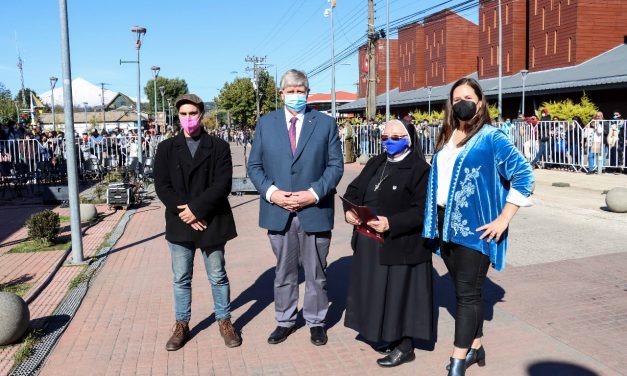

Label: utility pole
[100,82,108,131]
[15,32,27,108]
[245,55,266,123]
[366,0,376,121]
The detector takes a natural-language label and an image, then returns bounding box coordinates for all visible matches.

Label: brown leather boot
[218,318,242,348]
[165,320,189,351]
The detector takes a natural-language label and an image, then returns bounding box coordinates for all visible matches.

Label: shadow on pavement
[326,256,350,330]
[29,313,71,333]
[527,361,599,376]
[94,231,165,259]
[431,268,506,345]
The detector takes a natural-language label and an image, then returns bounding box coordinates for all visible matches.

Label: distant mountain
[39,78,146,108]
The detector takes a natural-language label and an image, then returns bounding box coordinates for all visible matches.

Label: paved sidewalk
[36,146,626,376]
[0,205,124,375]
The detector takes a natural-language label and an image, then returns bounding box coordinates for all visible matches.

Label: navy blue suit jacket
[248,108,344,232]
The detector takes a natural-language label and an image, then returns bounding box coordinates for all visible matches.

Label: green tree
[14,88,37,108]
[144,77,188,115]
[539,93,598,124]
[0,83,17,126]
[215,69,282,126]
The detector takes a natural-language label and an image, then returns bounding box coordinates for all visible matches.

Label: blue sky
[0,0,477,102]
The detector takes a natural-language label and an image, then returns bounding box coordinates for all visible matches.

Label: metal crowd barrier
[340,120,626,172]
[0,136,165,174]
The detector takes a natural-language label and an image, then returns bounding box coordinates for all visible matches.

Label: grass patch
[68,267,89,290]
[13,329,42,365]
[0,282,34,298]
[8,239,71,254]
[59,215,70,223]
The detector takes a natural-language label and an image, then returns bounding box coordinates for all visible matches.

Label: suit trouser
[268,215,331,328]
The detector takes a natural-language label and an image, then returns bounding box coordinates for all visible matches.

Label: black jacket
[343,151,431,265]
[154,131,237,248]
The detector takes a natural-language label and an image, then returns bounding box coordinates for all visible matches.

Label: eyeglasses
[381,134,407,141]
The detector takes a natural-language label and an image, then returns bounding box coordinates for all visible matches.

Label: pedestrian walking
[343,119,432,368]
[154,93,242,351]
[422,78,534,376]
[248,69,344,346]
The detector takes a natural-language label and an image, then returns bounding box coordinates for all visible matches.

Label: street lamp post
[167,98,172,131]
[14,100,20,125]
[150,66,160,135]
[132,26,147,164]
[498,0,503,121]
[159,86,166,133]
[427,86,433,116]
[49,76,58,132]
[520,69,529,117]
[83,102,88,127]
[324,1,337,119]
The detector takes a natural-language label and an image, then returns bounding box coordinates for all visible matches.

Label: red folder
[339,196,384,243]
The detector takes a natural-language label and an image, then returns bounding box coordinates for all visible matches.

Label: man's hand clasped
[271,190,316,212]
[177,204,207,231]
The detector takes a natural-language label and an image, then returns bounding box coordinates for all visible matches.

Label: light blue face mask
[284,94,307,112]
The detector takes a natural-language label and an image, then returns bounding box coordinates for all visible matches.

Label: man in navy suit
[248,69,343,346]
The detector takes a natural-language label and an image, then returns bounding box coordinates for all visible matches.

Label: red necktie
[289,116,297,155]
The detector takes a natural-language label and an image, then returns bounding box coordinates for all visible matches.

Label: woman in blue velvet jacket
[422,78,534,376]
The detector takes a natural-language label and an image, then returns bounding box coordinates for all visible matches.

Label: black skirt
[344,232,433,343]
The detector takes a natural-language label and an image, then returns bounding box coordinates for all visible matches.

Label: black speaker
[42,185,69,204]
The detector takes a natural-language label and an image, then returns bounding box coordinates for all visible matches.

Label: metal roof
[339,43,627,111]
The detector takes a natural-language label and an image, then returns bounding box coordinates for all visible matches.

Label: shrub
[539,92,598,124]
[26,210,60,245]
[411,109,445,122]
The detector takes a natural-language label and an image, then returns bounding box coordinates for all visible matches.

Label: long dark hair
[435,78,491,152]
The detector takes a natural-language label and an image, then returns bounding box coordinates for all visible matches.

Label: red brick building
[528,0,627,71]
[423,9,479,87]
[398,22,425,92]
[478,0,527,79]
[358,39,399,97]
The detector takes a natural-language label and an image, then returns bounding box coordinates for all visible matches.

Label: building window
[442,67,445,81]
[483,12,486,32]
[431,62,434,77]
[433,31,436,47]
[437,42,440,57]
[532,46,536,67]
[441,29,444,44]
[494,9,497,28]
[554,30,557,54]
[542,7,545,30]
[558,2,561,25]
[435,61,439,77]
[488,26,491,44]
[535,0,538,15]
[481,57,484,76]
[551,0,554,10]
[545,32,549,55]
[568,37,572,62]
[506,4,509,25]
[491,46,494,65]
[507,51,511,72]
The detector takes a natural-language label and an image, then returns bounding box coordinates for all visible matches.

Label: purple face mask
[180,116,201,134]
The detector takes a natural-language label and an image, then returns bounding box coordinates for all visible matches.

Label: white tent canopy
[39,77,138,108]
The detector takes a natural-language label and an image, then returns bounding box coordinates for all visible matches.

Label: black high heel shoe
[447,358,466,376]
[446,346,487,370]
[466,346,486,368]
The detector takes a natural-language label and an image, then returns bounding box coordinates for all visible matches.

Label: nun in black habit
[343,119,433,368]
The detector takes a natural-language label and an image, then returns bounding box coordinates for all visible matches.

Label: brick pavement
[0,204,124,375]
[32,145,626,376]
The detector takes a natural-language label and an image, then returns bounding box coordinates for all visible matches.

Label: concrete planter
[79,204,98,223]
[0,292,30,345]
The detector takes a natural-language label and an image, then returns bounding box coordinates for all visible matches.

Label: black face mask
[452,100,477,121]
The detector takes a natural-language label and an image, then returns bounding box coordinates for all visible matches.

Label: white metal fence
[341,120,626,172]
[0,136,165,174]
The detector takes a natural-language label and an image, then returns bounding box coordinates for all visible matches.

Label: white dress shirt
[436,133,531,208]
[265,107,320,204]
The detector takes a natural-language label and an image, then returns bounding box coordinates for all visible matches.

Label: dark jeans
[438,207,491,348]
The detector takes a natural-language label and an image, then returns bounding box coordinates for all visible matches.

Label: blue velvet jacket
[422,125,534,271]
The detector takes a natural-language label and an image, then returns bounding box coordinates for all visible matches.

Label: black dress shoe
[374,343,394,355]
[310,326,328,346]
[376,348,416,368]
[267,326,295,344]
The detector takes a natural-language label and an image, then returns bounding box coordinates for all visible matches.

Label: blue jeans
[168,241,231,322]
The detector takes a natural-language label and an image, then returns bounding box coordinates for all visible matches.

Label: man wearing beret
[154,94,241,350]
